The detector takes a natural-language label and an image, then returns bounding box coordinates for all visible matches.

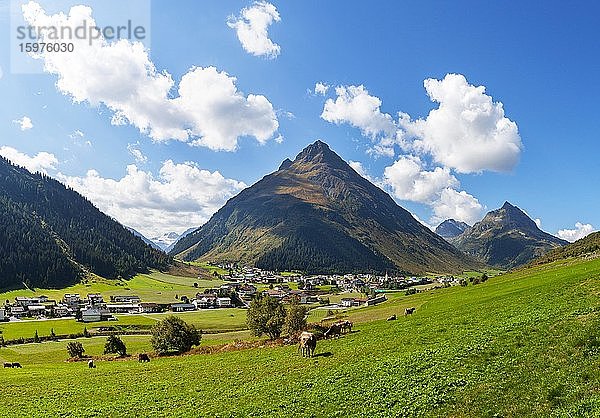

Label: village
[0,264,463,324]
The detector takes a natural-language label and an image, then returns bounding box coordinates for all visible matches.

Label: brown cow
[138,353,150,363]
[324,323,342,339]
[298,331,316,358]
[335,320,353,334]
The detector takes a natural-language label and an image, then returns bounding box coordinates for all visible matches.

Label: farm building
[171,303,196,312]
[81,306,112,322]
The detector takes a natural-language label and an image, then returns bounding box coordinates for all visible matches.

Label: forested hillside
[0,156,170,289]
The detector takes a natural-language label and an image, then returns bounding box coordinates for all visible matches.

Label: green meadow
[1,258,600,417]
[0,271,225,305]
[0,309,248,340]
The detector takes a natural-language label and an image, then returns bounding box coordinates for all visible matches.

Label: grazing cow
[11,362,22,368]
[335,320,353,334]
[404,307,416,316]
[298,331,316,358]
[387,314,397,321]
[324,323,342,339]
[88,360,96,369]
[138,353,150,363]
[3,362,13,368]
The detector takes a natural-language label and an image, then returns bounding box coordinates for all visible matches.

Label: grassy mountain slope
[172,140,479,275]
[532,231,600,265]
[0,156,170,289]
[1,257,600,416]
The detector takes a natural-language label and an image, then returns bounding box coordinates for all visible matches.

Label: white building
[63,294,81,306]
[216,297,232,308]
[106,303,142,314]
[81,306,111,322]
[86,294,104,305]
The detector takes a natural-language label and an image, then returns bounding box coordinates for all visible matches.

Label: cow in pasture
[88,360,96,369]
[138,353,150,363]
[387,315,397,321]
[335,320,353,334]
[11,362,22,368]
[3,362,13,368]
[324,323,342,339]
[298,331,317,358]
[404,307,416,316]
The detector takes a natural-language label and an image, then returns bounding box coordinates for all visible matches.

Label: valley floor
[2,258,600,417]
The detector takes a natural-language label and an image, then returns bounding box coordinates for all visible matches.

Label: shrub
[66,341,85,358]
[283,297,307,337]
[246,295,286,339]
[150,316,201,354]
[104,335,127,356]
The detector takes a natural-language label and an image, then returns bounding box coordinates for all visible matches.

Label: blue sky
[0,0,597,241]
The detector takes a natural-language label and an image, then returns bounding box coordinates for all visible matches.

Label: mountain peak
[453,201,568,269]
[294,140,342,165]
[278,158,293,171]
[501,201,516,210]
[495,202,535,228]
[435,219,470,239]
[171,140,478,275]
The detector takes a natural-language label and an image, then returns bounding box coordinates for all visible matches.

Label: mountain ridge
[451,201,567,269]
[171,140,480,274]
[531,231,600,265]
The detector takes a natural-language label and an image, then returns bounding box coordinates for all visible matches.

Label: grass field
[0,309,248,340]
[1,258,600,417]
[0,271,225,305]
[0,331,257,365]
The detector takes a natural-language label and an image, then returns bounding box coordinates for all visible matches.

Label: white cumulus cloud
[13,116,33,131]
[383,156,458,203]
[227,1,281,59]
[0,146,58,174]
[22,2,279,152]
[557,222,596,243]
[321,85,396,143]
[321,74,522,174]
[398,73,522,173]
[431,188,484,226]
[320,74,519,226]
[314,82,329,95]
[58,161,247,237]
